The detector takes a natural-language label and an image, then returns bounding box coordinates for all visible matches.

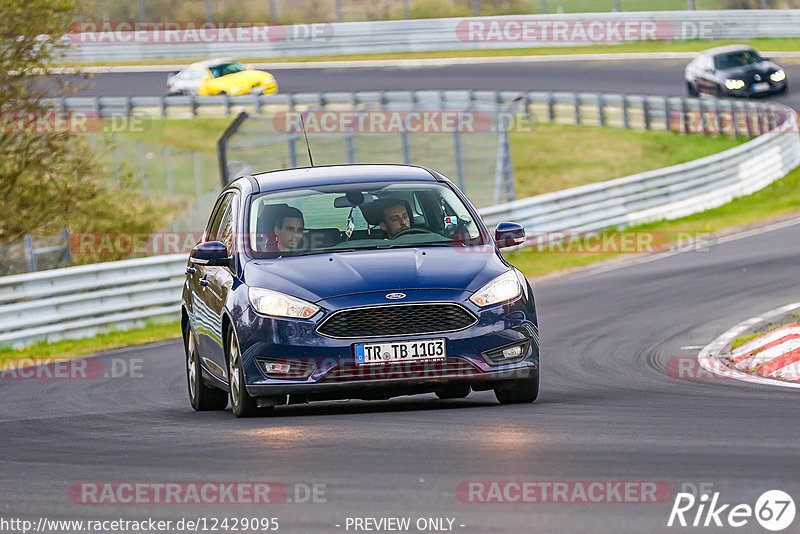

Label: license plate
[753,82,770,92]
[354,339,446,365]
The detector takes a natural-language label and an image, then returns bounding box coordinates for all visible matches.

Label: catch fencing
[2,91,797,347]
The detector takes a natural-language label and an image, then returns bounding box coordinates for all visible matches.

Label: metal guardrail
[63,10,800,61]
[0,254,186,348]
[3,92,798,349]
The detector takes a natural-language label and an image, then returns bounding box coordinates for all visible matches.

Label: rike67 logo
[668,489,796,531]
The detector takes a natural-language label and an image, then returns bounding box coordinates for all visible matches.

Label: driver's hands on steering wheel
[391,227,431,239]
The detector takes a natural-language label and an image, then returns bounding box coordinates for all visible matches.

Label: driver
[379,200,411,238]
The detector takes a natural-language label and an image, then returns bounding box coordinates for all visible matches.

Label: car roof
[248,164,441,193]
[188,58,235,68]
[699,44,755,57]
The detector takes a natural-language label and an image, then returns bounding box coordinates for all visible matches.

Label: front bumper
[726,79,787,97]
[236,289,539,400]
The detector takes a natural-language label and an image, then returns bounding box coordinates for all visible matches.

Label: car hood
[720,61,781,78]
[220,70,272,84]
[244,246,509,302]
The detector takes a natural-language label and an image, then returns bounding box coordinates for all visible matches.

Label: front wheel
[494,372,539,405]
[185,325,228,411]
[228,328,271,418]
[686,81,699,97]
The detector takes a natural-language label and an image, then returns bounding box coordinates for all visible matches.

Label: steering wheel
[391,228,431,239]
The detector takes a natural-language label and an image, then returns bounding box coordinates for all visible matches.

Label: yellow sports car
[166,58,278,96]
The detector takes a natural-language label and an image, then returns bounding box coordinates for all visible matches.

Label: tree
[0,0,172,255]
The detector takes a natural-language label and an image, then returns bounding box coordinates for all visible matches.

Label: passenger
[273,206,305,251]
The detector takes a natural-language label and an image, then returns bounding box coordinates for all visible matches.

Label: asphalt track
[69,57,800,110]
[3,218,800,532]
[4,57,800,533]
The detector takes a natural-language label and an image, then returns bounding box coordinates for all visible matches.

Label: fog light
[482,340,530,365]
[265,362,291,374]
[255,358,315,379]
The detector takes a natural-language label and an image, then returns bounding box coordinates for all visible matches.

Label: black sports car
[685,45,787,98]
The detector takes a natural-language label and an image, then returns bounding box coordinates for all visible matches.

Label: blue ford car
[181,164,539,417]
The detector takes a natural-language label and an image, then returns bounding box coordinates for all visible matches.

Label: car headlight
[248,287,319,319]
[771,70,786,82]
[469,271,521,307]
[725,79,745,90]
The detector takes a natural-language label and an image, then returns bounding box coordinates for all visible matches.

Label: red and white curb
[698,302,800,389]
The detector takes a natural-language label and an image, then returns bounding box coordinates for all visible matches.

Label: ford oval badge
[386,293,406,300]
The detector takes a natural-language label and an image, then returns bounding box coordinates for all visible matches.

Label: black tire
[184,324,228,411]
[687,81,699,98]
[494,372,539,405]
[435,387,471,400]
[227,328,271,418]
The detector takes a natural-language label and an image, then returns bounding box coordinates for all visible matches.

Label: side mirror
[494,222,526,249]
[191,241,230,266]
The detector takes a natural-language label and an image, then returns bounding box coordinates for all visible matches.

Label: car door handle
[186,266,196,275]
[199,278,209,287]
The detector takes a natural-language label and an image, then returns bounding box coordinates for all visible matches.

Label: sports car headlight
[469,271,521,307]
[771,70,786,82]
[725,79,745,90]
[248,287,319,319]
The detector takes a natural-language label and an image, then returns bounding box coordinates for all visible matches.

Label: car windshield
[714,50,763,70]
[247,181,487,258]
[209,62,246,78]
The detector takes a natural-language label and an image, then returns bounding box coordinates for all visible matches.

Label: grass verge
[0,320,181,364]
[115,118,743,197]
[503,163,800,277]
[72,38,800,67]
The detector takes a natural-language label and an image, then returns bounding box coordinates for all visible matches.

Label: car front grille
[316,303,477,338]
[321,357,481,382]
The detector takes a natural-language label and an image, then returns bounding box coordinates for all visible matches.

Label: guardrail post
[681,98,690,135]
[598,94,606,126]
[125,97,133,119]
[574,94,581,125]
[94,97,102,118]
[454,130,465,193]
[24,235,37,273]
[714,99,723,136]
[59,229,72,268]
[191,95,198,118]
[547,92,555,122]
[137,141,148,191]
[622,95,630,129]
[700,100,710,136]
[255,94,263,115]
[223,93,231,116]
[744,102,754,137]
[160,95,168,118]
[663,97,671,131]
[732,102,742,138]
[643,99,651,130]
